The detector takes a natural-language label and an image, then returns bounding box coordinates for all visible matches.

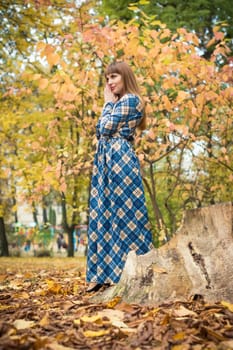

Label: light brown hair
[105,61,146,130]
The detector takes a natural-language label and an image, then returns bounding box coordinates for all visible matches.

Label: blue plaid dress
[86,94,153,284]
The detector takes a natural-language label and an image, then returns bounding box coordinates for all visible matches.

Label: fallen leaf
[80,314,103,324]
[39,313,50,326]
[14,291,30,299]
[172,345,190,350]
[0,274,7,282]
[173,331,186,341]
[173,305,197,317]
[221,301,233,313]
[115,302,137,313]
[13,319,35,330]
[83,329,110,337]
[105,296,122,308]
[219,340,233,349]
[98,309,129,328]
[47,342,76,350]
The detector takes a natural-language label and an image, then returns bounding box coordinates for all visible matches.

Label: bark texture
[93,202,233,305]
[0,216,9,257]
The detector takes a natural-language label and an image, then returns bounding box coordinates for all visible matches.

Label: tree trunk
[94,202,233,304]
[61,192,74,257]
[67,226,75,257]
[32,201,38,225]
[0,216,9,257]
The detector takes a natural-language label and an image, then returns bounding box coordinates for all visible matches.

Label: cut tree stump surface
[92,202,233,305]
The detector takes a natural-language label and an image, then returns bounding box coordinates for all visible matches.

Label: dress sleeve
[99,96,135,137]
[96,102,114,139]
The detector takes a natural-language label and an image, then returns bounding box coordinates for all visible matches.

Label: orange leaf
[47,53,60,66]
[177,91,188,103]
[38,78,49,90]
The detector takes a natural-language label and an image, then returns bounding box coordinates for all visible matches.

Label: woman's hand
[104,85,118,104]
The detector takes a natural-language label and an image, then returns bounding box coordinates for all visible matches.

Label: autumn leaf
[80,314,103,324]
[83,329,110,337]
[105,296,122,308]
[176,90,188,103]
[38,78,49,90]
[221,301,233,312]
[47,343,76,350]
[39,312,50,326]
[13,319,35,330]
[173,305,197,318]
[47,52,60,66]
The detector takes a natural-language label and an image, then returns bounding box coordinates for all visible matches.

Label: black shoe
[86,283,103,293]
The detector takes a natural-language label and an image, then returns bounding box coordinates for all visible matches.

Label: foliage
[1,258,233,349]
[99,0,233,52]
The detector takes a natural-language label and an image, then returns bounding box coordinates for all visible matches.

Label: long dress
[86,93,153,284]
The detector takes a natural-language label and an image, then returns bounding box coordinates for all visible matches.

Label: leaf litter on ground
[0,257,233,350]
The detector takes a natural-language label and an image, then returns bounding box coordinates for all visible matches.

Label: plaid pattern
[86,94,153,284]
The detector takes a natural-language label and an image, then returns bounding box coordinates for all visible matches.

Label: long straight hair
[105,61,146,130]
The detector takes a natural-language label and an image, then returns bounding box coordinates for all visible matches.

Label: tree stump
[93,202,233,304]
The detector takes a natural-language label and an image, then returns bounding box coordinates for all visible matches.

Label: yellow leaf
[139,0,150,4]
[12,205,17,213]
[221,301,233,312]
[143,307,160,318]
[213,25,221,33]
[173,331,186,341]
[73,319,80,326]
[172,345,190,350]
[39,313,50,326]
[73,284,79,293]
[150,20,163,26]
[14,291,30,299]
[83,329,110,338]
[37,42,46,51]
[106,296,122,308]
[0,305,12,311]
[80,315,103,324]
[46,280,62,294]
[128,6,139,11]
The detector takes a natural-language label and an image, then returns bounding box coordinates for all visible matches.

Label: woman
[86,61,153,292]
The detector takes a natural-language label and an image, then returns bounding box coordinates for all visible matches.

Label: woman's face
[106,73,124,96]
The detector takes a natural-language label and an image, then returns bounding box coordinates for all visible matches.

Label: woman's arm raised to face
[100,94,139,137]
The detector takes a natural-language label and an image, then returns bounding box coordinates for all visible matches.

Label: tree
[99,0,233,53]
